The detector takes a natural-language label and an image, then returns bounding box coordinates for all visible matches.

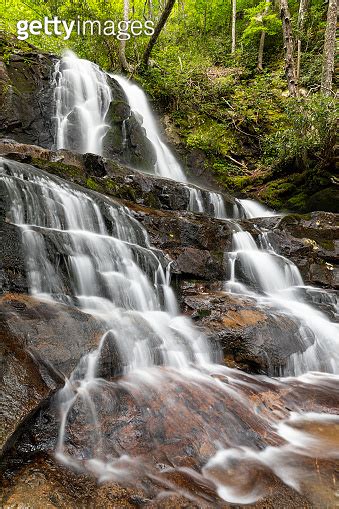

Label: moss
[197,309,211,318]
[306,188,339,213]
[30,158,84,181]
[318,239,335,251]
[286,192,308,211]
[86,177,100,191]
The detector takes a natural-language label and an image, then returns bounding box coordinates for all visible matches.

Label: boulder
[0,293,104,458]
[180,282,307,374]
[262,212,339,288]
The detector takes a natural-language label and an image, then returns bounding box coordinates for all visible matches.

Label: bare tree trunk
[119,0,133,72]
[280,0,297,96]
[321,0,337,95]
[257,0,270,70]
[296,0,309,81]
[148,0,153,18]
[231,0,236,53]
[143,0,176,66]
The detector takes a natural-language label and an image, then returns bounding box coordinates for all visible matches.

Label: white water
[0,158,211,373]
[53,51,111,155]
[187,186,229,219]
[238,198,275,218]
[112,74,187,182]
[226,227,339,374]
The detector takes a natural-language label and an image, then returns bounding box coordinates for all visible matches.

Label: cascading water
[187,186,229,219]
[112,74,243,220]
[0,158,211,372]
[237,198,276,218]
[112,74,187,182]
[225,227,339,374]
[2,52,338,506]
[53,51,111,155]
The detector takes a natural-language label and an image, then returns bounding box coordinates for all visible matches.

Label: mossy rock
[306,187,339,213]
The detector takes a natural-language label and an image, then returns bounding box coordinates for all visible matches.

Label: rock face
[180,282,305,374]
[0,39,56,148]
[0,171,28,294]
[0,38,157,172]
[0,293,104,458]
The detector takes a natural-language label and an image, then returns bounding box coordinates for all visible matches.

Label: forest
[1,0,337,212]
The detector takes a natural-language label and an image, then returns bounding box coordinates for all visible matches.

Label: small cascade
[208,191,227,219]
[225,226,339,374]
[112,75,187,182]
[188,187,204,213]
[237,198,275,218]
[53,51,111,155]
[187,186,232,219]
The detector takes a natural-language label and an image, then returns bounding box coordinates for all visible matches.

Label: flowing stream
[1,52,338,506]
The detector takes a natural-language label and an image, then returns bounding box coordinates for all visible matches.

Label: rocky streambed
[1,141,338,508]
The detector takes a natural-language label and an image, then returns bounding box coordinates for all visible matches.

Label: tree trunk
[231,0,236,53]
[119,0,133,72]
[257,0,270,70]
[321,0,337,95]
[280,0,297,96]
[143,0,176,67]
[296,0,309,81]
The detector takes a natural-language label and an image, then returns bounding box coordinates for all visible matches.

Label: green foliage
[263,95,337,171]
[186,121,237,156]
[242,1,281,43]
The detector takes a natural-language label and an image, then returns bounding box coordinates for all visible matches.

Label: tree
[231,0,236,53]
[280,0,297,96]
[119,0,133,72]
[321,0,337,95]
[296,0,309,82]
[242,1,281,70]
[142,0,176,66]
[258,0,270,70]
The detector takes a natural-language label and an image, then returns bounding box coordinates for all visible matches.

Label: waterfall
[188,187,204,213]
[53,51,111,155]
[112,75,187,182]
[0,158,212,372]
[225,227,339,374]
[186,186,231,219]
[2,53,338,504]
[208,191,227,219]
[237,198,275,218]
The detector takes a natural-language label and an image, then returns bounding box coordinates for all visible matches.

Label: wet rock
[136,209,233,279]
[0,317,51,456]
[0,176,28,294]
[180,282,305,374]
[0,293,104,377]
[0,44,56,148]
[1,455,148,508]
[0,293,104,463]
